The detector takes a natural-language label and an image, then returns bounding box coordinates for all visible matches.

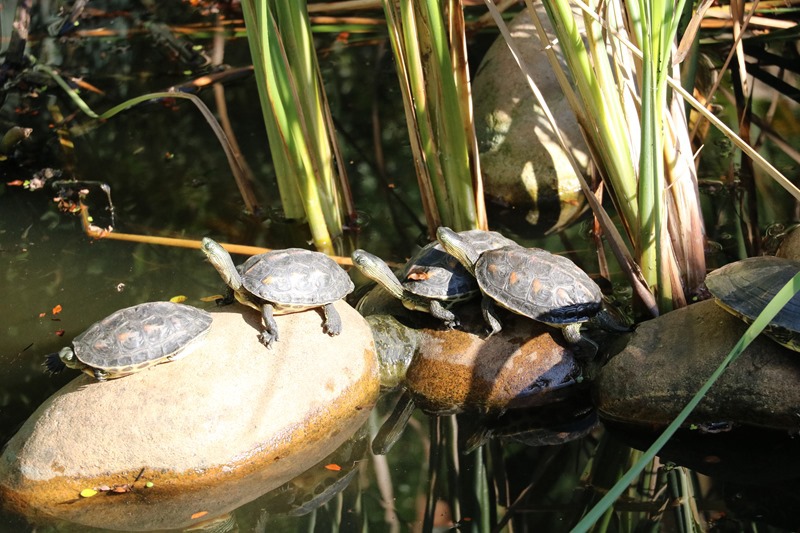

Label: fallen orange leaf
[324,464,342,471]
[38,312,46,318]
[7,180,24,186]
[55,329,65,336]
[191,511,208,520]
[52,304,63,315]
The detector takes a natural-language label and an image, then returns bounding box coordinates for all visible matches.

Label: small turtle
[352,229,516,327]
[437,226,603,352]
[705,255,800,351]
[44,301,212,381]
[201,238,354,348]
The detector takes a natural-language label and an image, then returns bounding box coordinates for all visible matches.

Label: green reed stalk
[241,0,347,254]
[381,0,481,234]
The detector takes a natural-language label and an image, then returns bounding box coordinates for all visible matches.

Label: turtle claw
[258,330,278,349]
[43,352,66,375]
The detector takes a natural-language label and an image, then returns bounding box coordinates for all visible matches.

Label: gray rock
[0,302,379,531]
[473,8,589,232]
[594,299,800,431]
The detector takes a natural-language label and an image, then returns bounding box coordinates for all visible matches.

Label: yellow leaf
[200,295,223,302]
[80,488,98,498]
[169,295,188,303]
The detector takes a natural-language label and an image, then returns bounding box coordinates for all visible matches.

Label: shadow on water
[3,2,800,532]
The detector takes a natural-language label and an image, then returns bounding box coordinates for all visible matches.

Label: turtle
[201,238,354,348]
[44,301,213,381]
[351,229,516,328]
[704,255,800,352]
[436,226,603,353]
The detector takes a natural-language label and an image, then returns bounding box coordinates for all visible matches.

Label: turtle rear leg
[258,303,279,348]
[320,303,343,336]
[481,296,503,337]
[429,300,460,329]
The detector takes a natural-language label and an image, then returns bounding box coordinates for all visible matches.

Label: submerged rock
[0,303,379,531]
[594,299,800,431]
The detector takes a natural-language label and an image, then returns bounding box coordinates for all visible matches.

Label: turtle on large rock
[202,238,354,348]
[44,301,212,381]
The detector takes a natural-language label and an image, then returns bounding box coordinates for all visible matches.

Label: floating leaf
[79,488,98,498]
[145,481,154,488]
[200,295,223,303]
[55,329,65,336]
[38,312,46,318]
[7,180,23,186]
[191,511,208,520]
[324,464,342,471]
[52,304,62,315]
[169,295,187,303]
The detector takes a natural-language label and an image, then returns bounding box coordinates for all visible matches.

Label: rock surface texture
[0,303,379,531]
[595,299,800,431]
[406,311,583,414]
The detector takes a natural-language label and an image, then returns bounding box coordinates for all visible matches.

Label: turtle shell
[240,248,354,307]
[73,301,213,373]
[401,230,517,302]
[705,256,800,350]
[475,246,602,324]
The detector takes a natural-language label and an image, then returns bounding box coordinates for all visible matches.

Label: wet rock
[594,299,800,431]
[405,310,583,414]
[0,303,379,531]
[365,314,420,390]
[473,8,589,234]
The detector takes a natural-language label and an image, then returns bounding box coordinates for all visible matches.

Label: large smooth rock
[473,8,590,234]
[595,299,800,430]
[0,302,379,531]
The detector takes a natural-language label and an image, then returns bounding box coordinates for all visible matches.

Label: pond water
[2,2,800,532]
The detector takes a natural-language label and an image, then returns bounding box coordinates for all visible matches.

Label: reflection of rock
[473,8,589,234]
[0,304,379,531]
[406,309,583,414]
[594,299,800,431]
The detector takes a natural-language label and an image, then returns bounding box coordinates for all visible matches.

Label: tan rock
[406,312,583,414]
[594,299,800,430]
[0,302,379,531]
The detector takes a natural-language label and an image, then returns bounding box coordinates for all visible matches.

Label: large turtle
[44,301,213,381]
[436,226,603,352]
[351,229,516,328]
[705,255,800,351]
[201,238,354,348]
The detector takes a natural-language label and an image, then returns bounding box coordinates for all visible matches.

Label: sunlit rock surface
[473,8,589,233]
[405,310,584,414]
[594,299,800,430]
[0,303,379,531]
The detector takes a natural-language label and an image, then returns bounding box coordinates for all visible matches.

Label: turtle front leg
[258,303,279,348]
[217,286,237,306]
[321,303,343,336]
[481,296,503,337]
[429,300,460,329]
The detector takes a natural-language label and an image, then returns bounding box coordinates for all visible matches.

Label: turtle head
[351,249,405,300]
[436,227,479,275]
[201,237,243,291]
